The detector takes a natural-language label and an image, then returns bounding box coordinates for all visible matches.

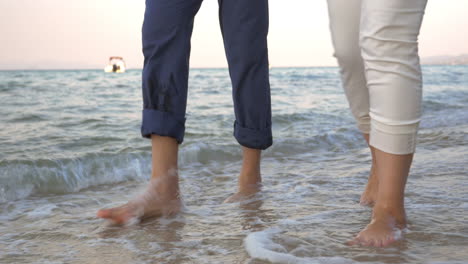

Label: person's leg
[97,0,203,224]
[351,0,428,246]
[361,134,378,206]
[352,149,413,247]
[327,0,378,206]
[224,147,262,203]
[97,136,181,224]
[217,0,272,202]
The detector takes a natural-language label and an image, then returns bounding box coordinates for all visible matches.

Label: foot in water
[225,147,262,203]
[97,175,181,225]
[360,163,379,207]
[224,183,261,203]
[350,205,406,247]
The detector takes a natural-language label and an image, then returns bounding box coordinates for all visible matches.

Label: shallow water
[0,66,467,263]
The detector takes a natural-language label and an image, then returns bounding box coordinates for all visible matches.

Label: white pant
[327,0,428,154]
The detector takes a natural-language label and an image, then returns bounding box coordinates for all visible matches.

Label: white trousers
[327,0,428,154]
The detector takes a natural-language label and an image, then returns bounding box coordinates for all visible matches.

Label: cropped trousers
[327,0,428,154]
[141,0,272,150]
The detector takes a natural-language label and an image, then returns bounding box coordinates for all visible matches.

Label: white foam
[26,204,57,219]
[278,218,301,226]
[123,216,141,226]
[393,227,409,241]
[392,228,403,241]
[244,228,355,264]
[158,214,186,225]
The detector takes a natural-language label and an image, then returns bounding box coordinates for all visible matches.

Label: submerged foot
[224,184,261,203]
[350,206,406,247]
[97,177,181,225]
[360,164,378,207]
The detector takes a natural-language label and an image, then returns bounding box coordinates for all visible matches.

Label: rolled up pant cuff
[141,109,185,144]
[357,122,371,134]
[369,119,419,155]
[233,121,272,150]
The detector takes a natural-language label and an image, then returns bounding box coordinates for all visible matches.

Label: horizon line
[1,64,465,71]
[0,65,337,71]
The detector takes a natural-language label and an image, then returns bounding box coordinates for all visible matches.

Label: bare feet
[360,164,378,207]
[97,174,181,225]
[350,205,407,247]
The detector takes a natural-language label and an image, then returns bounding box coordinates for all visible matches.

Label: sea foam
[244,228,355,264]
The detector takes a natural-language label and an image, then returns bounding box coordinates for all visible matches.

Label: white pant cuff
[369,120,419,155]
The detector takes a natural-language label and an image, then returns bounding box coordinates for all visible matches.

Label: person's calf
[360,134,379,207]
[351,147,412,247]
[224,147,262,203]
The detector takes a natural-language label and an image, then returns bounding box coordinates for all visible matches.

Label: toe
[97,206,129,222]
[111,214,129,225]
[101,208,133,225]
[374,239,384,247]
[348,234,364,246]
[97,209,113,219]
[363,238,374,247]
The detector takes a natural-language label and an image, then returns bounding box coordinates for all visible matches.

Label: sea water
[0,66,467,263]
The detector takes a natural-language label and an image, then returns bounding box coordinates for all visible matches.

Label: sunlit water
[0,67,467,263]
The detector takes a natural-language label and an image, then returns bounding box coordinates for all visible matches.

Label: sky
[1,0,468,70]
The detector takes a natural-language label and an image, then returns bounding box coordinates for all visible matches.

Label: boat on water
[104,56,126,73]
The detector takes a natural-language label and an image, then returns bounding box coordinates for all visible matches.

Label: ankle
[148,171,180,196]
[238,173,261,191]
[239,163,261,186]
[239,171,261,186]
[238,183,261,193]
[152,167,179,180]
[373,203,406,223]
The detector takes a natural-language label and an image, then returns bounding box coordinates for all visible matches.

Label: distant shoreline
[421,54,468,65]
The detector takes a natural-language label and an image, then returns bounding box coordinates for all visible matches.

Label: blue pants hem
[233,121,272,150]
[141,109,185,144]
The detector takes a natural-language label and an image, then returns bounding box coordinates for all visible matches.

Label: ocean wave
[9,113,51,123]
[423,99,463,112]
[9,122,462,203]
[0,153,150,203]
[423,66,468,86]
[0,81,25,91]
[418,128,468,149]
[0,111,464,203]
[0,130,364,203]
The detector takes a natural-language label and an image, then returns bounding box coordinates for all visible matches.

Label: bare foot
[350,206,406,247]
[360,164,378,207]
[224,184,261,203]
[97,176,181,225]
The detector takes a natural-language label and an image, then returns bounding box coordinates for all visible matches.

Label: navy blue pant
[141,0,272,150]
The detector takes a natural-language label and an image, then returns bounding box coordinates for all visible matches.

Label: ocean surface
[0,66,467,264]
